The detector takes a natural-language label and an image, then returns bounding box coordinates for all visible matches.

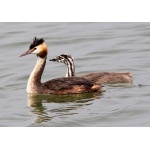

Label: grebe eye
[59,56,63,60]
[59,57,65,62]
[33,47,37,50]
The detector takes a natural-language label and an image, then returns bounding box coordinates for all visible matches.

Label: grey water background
[0,22,150,127]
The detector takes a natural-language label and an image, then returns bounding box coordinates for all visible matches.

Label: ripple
[1,22,150,126]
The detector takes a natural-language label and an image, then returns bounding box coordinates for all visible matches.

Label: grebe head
[49,54,74,65]
[19,37,48,58]
[50,54,75,77]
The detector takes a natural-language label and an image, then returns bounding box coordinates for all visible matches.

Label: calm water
[0,22,150,127]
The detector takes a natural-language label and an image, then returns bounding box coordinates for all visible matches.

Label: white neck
[27,56,46,93]
[65,59,75,77]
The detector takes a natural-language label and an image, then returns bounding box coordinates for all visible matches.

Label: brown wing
[81,72,132,84]
[41,77,101,94]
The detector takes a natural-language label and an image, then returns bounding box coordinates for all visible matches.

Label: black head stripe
[29,37,44,50]
[60,54,73,60]
[60,54,68,59]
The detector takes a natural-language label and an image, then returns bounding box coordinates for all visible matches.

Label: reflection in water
[27,92,102,125]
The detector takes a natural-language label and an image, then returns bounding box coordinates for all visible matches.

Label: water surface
[0,22,150,126]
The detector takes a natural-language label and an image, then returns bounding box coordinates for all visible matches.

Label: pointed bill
[19,49,33,57]
[49,56,60,62]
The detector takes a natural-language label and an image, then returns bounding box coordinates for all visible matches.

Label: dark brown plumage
[81,72,132,84]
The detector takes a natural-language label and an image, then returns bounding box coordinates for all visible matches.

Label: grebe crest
[20,37,48,58]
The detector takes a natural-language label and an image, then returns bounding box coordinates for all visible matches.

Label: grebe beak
[49,58,57,61]
[49,56,60,62]
[19,49,34,57]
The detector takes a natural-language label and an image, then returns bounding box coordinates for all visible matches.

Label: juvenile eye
[59,56,63,60]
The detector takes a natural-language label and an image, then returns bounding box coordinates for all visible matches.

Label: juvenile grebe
[50,54,132,84]
[19,37,101,94]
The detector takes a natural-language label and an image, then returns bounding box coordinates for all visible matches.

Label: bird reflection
[27,92,102,125]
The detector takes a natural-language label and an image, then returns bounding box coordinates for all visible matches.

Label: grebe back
[19,38,102,94]
[50,54,132,84]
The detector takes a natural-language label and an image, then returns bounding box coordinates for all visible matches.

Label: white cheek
[31,48,40,54]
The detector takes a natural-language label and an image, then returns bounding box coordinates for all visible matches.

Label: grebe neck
[65,59,75,77]
[27,56,46,93]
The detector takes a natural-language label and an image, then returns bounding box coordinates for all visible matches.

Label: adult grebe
[50,54,132,84]
[19,37,101,94]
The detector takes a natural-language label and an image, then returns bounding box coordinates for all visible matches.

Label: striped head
[19,37,48,58]
[50,54,75,77]
[50,54,73,64]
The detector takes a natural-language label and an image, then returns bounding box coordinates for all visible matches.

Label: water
[0,22,150,127]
